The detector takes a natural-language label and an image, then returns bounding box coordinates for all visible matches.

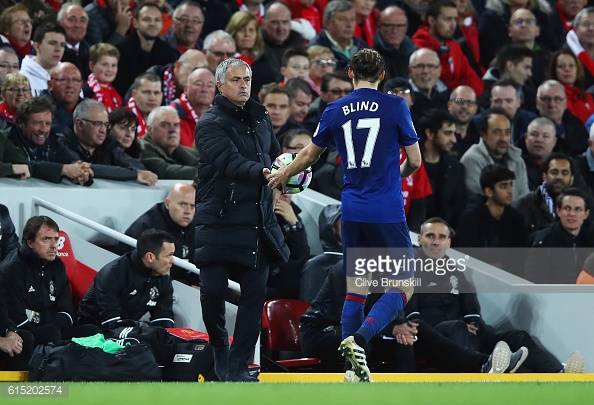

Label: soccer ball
[270,152,312,194]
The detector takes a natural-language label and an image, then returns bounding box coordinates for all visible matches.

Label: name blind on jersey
[342,101,379,116]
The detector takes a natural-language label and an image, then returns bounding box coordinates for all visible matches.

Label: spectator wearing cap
[382,76,413,109]
[373,5,417,80]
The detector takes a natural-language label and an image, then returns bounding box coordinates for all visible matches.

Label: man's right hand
[0,331,23,357]
[137,170,158,186]
[63,161,94,185]
[12,164,30,179]
[114,0,132,36]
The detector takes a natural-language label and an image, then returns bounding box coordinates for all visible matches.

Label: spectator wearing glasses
[58,4,92,81]
[536,80,588,156]
[42,62,85,134]
[0,4,35,61]
[0,46,20,96]
[19,23,66,97]
[303,71,353,134]
[448,85,480,159]
[373,6,417,80]
[306,45,336,97]
[140,106,199,180]
[407,48,450,123]
[162,1,204,57]
[112,3,178,99]
[202,30,236,73]
[225,11,277,97]
[0,73,30,131]
[63,99,158,184]
[383,76,413,108]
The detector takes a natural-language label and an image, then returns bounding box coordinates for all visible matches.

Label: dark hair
[426,0,456,20]
[555,187,589,210]
[282,47,309,68]
[133,72,161,90]
[492,78,519,96]
[137,229,175,258]
[546,49,586,99]
[494,44,534,73]
[321,71,351,92]
[477,107,509,135]
[285,77,313,99]
[22,215,59,244]
[420,217,452,237]
[382,77,412,93]
[108,108,142,159]
[259,82,289,104]
[346,49,385,83]
[33,22,65,44]
[479,164,515,192]
[16,97,55,126]
[278,128,312,148]
[543,152,574,176]
[417,109,456,142]
[135,2,161,19]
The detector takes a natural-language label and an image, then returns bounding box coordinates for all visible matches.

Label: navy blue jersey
[312,88,419,223]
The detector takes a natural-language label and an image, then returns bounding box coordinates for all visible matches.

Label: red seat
[57,231,97,310]
[261,299,322,370]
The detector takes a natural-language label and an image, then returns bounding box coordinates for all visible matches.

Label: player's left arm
[401,142,421,178]
[266,142,326,191]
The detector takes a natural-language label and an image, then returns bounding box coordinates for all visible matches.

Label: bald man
[45,62,85,134]
[170,67,215,147]
[116,182,199,286]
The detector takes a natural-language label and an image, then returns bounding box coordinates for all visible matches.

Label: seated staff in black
[0,204,19,262]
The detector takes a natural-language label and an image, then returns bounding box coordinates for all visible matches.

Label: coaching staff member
[194,58,290,382]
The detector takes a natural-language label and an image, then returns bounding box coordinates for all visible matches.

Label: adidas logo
[129,289,137,295]
[28,286,35,293]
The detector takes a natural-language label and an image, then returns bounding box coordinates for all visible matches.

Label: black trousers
[200,254,269,373]
[0,329,35,371]
[20,323,102,346]
[434,320,563,372]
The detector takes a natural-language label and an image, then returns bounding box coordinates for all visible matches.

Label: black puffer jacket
[194,94,289,268]
[0,204,19,262]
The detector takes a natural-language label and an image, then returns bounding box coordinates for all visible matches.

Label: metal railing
[32,196,241,293]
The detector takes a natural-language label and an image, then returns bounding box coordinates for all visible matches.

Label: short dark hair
[321,71,351,92]
[494,44,534,73]
[282,47,309,68]
[480,164,515,192]
[16,97,56,126]
[278,128,312,148]
[33,22,65,44]
[285,77,313,99]
[22,215,59,244]
[426,0,456,20]
[555,187,589,210]
[492,78,519,96]
[346,48,385,83]
[420,217,452,237]
[135,2,161,19]
[133,72,161,90]
[259,82,288,104]
[543,152,574,176]
[137,229,175,258]
[108,107,142,159]
[477,107,509,135]
[417,109,456,142]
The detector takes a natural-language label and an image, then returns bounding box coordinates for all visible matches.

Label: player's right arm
[266,142,326,191]
[401,142,421,178]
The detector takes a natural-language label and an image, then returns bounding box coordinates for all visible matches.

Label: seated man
[409,217,585,373]
[260,83,302,137]
[525,187,594,284]
[43,62,86,134]
[520,117,558,190]
[127,72,164,138]
[77,228,175,329]
[408,48,450,123]
[117,183,199,286]
[140,106,199,180]
[0,130,30,179]
[63,99,158,185]
[0,204,19,261]
[8,97,92,185]
[0,295,34,371]
[285,78,313,125]
[0,216,100,346]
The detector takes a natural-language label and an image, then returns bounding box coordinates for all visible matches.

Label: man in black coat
[117,183,199,286]
[77,229,175,328]
[0,204,19,262]
[194,59,290,382]
[0,216,99,347]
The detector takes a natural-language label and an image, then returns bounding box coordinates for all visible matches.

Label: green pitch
[3,382,594,405]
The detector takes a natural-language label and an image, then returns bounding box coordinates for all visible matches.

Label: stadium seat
[261,299,323,371]
[57,231,97,310]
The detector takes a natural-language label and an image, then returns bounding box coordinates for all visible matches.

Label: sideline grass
[2,381,594,404]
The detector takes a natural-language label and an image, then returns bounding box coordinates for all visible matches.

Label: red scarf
[354,13,376,47]
[566,30,594,79]
[5,35,32,60]
[127,97,147,137]
[87,73,122,113]
[163,67,177,106]
[235,0,264,25]
[236,54,254,66]
[0,102,16,123]
[557,2,573,32]
[179,92,199,122]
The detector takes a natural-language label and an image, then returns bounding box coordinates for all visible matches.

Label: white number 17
[342,118,380,169]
